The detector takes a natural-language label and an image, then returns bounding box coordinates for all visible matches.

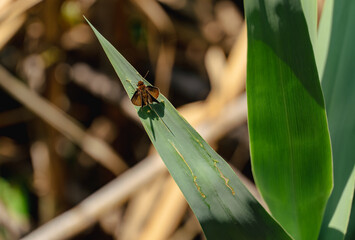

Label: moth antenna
[143,70,149,79]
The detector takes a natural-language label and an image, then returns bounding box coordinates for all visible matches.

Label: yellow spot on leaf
[169,141,206,198]
[213,160,235,195]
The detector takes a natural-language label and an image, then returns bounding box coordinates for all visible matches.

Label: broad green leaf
[244,1,332,239]
[86,19,291,239]
[319,1,355,239]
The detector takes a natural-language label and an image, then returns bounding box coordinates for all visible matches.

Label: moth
[131,81,160,107]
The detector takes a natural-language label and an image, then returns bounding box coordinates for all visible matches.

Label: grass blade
[300,0,317,49]
[345,198,355,239]
[244,1,332,239]
[315,0,334,79]
[319,1,355,239]
[86,18,291,239]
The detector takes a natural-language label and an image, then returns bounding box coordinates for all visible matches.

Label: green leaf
[244,1,332,239]
[345,198,355,240]
[319,1,355,239]
[86,18,291,239]
[300,0,317,49]
[0,178,29,221]
[315,0,334,80]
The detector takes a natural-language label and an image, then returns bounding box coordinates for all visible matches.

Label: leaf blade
[244,1,333,239]
[86,18,291,239]
[319,1,355,239]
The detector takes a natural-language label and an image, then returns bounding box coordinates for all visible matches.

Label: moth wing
[131,91,142,106]
[147,94,153,104]
[146,86,160,99]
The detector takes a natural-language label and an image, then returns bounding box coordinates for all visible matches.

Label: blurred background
[0,0,324,239]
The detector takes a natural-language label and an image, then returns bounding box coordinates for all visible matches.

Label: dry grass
[0,1,266,239]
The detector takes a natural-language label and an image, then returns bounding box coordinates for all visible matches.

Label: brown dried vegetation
[0,1,253,239]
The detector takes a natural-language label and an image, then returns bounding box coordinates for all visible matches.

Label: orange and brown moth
[131,81,160,107]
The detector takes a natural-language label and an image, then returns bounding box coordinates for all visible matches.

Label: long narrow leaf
[315,0,334,79]
[319,1,355,239]
[300,0,317,49]
[244,1,332,239]
[86,19,291,239]
[345,198,355,239]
